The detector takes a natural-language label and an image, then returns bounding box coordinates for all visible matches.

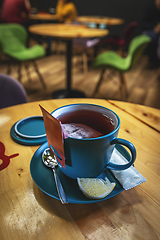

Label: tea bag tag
[40,105,65,168]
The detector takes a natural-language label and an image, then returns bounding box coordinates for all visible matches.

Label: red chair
[100,21,137,56]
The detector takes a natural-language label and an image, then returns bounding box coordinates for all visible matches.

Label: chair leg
[119,46,124,57]
[6,63,12,75]
[119,72,127,100]
[82,51,88,74]
[55,40,63,54]
[24,62,32,82]
[147,67,160,87]
[17,62,22,82]
[91,68,106,97]
[32,61,46,89]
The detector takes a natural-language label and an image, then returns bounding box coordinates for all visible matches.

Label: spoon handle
[53,169,68,204]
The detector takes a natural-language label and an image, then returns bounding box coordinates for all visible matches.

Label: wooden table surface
[29,14,124,26]
[0,98,160,240]
[29,13,58,21]
[29,23,108,39]
[76,16,124,26]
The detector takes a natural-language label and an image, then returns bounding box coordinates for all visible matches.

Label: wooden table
[76,16,124,28]
[29,24,108,98]
[0,98,160,240]
[29,13,58,21]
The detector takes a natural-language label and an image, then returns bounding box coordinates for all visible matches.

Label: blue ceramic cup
[51,104,136,179]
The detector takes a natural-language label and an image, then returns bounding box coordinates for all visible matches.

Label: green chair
[0,23,46,88]
[92,34,151,99]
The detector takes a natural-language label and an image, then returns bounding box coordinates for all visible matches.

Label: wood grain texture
[109,100,160,131]
[0,99,160,240]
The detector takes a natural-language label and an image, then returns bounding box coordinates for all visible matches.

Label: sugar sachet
[110,148,146,190]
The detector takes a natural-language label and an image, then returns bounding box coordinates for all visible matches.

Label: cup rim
[51,103,120,140]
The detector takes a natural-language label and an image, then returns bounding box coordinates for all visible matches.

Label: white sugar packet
[109,148,146,190]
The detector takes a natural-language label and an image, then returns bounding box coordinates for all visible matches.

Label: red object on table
[0,141,19,171]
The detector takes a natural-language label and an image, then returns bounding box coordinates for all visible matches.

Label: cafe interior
[0,0,160,109]
[0,1,160,240]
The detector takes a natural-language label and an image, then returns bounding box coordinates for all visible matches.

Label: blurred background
[0,0,160,109]
[0,0,152,37]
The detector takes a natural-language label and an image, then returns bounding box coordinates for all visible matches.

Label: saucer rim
[30,142,125,204]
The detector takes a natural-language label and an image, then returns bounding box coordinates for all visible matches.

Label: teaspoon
[42,148,68,204]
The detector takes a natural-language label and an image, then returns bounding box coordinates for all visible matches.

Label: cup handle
[106,138,136,170]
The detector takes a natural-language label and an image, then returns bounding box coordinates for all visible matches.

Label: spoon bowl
[42,148,57,168]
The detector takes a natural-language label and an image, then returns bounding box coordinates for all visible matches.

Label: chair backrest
[0,23,27,55]
[123,21,137,45]
[0,73,27,109]
[127,34,151,70]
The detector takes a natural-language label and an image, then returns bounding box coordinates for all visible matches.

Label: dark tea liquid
[57,109,115,136]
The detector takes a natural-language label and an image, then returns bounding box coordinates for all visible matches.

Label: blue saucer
[10,123,47,146]
[30,142,126,204]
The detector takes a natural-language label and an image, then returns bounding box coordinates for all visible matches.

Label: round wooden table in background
[29,13,58,21]
[76,16,124,27]
[29,14,124,26]
[29,24,108,98]
[0,98,160,239]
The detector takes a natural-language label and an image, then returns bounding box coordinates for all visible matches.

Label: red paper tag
[40,105,65,168]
